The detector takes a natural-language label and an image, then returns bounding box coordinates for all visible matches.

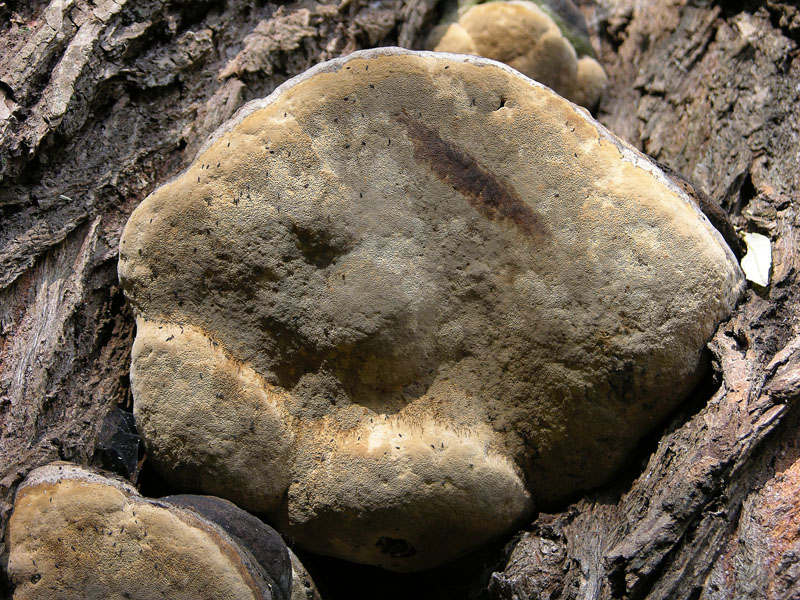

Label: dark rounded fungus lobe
[162,494,292,600]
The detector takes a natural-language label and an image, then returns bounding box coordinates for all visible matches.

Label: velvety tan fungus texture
[6,463,276,600]
[119,48,745,570]
[429,1,607,108]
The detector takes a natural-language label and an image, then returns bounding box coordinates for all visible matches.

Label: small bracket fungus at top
[118,48,745,571]
[427,0,608,109]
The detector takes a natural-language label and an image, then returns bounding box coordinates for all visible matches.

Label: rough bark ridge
[490,1,800,598]
[0,0,798,598]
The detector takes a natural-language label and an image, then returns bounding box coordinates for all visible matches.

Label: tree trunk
[1,0,798,598]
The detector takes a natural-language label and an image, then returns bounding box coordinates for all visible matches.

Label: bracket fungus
[428,0,607,109]
[118,48,745,571]
[5,463,294,600]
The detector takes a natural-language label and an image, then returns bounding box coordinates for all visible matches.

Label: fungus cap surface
[5,463,284,600]
[119,47,745,570]
[429,0,607,108]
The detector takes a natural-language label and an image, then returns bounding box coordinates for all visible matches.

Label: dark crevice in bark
[714,0,768,19]
[136,458,183,499]
[296,539,508,600]
[767,8,800,43]
[172,0,226,36]
[723,168,756,216]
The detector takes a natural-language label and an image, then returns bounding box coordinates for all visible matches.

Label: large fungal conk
[5,463,294,600]
[428,0,608,108]
[118,47,745,571]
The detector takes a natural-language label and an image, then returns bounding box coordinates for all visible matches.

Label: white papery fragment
[741,232,772,287]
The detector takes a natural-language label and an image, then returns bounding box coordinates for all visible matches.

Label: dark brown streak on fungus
[393,111,547,238]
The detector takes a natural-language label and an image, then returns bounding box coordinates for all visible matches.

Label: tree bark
[1,0,799,598]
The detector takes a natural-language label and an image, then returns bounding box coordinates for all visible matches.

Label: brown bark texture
[0,0,799,598]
